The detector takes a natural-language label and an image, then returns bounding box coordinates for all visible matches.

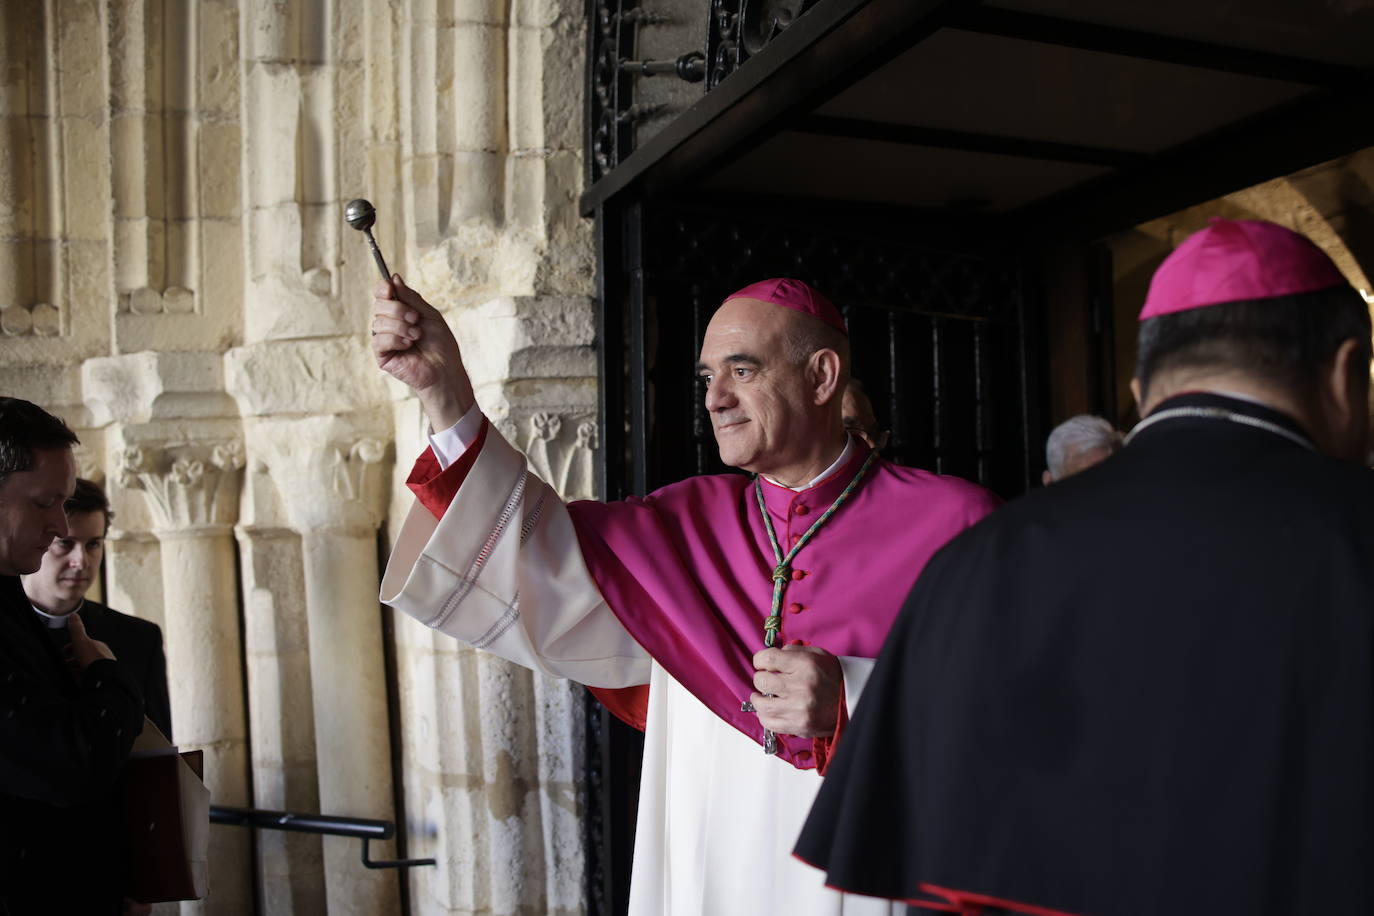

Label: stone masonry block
[56,0,105,116]
[540,21,586,153]
[453,24,506,149]
[453,0,508,25]
[244,62,300,206]
[0,117,36,235]
[108,115,147,219]
[113,219,149,291]
[198,0,241,116]
[453,150,505,226]
[511,0,571,29]
[225,337,391,417]
[83,351,237,425]
[508,26,546,152]
[505,155,545,232]
[198,123,241,219]
[455,295,595,386]
[65,240,113,335]
[63,119,110,240]
[0,364,84,414]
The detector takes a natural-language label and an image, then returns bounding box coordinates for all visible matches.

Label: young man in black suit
[0,398,146,915]
[22,478,172,739]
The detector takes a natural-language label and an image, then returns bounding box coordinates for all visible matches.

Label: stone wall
[0,2,595,914]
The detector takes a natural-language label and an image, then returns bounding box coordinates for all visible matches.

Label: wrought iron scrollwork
[741,0,809,54]
[707,0,818,88]
[589,1,708,182]
[589,1,633,183]
[708,0,742,89]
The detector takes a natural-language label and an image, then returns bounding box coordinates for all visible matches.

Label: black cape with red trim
[795,392,1374,915]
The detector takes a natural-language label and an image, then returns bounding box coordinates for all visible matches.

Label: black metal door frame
[585,193,1048,916]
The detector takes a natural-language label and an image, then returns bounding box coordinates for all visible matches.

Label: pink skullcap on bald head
[1140,218,1348,321]
[723,278,848,336]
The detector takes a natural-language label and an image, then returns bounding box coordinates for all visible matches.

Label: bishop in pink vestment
[376,277,999,914]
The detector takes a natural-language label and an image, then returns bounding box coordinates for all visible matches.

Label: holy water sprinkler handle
[344,198,392,283]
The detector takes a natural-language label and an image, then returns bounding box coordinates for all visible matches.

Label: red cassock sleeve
[587,685,649,732]
[811,679,849,776]
[405,420,651,733]
[405,420,491,512]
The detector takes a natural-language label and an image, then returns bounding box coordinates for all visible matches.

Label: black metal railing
[209,805,437,870]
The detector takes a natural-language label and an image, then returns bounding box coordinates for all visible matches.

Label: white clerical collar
[31,601,81,629]
[763,435,855,492]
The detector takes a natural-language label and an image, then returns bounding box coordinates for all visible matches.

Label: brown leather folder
[119,720,210,902]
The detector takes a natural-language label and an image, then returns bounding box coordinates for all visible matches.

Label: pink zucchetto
[724,278,848,336]
[1140,218,1348,321]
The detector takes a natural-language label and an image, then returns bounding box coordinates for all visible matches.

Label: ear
[1041,469,1053,486]
[808,349,844,406]
[1129,377,1143,413]
[1323,338,1367,423]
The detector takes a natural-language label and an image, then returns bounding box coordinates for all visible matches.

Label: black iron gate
[584,195,1044,915]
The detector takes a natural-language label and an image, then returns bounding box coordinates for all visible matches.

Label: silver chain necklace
[1125,406,1315,451]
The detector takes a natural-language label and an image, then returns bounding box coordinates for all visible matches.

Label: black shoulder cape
[796,394,1374,916]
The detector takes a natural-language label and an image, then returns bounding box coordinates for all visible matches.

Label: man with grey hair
[1041,414,1123,484]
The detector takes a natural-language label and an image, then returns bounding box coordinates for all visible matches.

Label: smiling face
[697,297,845,483]
[0,447,75,577]
[22,509,105,615]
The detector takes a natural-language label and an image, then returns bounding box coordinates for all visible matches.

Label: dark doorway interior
[580,1,1374,912]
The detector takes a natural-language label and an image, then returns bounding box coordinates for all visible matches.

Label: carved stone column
[242,414,399,916]
[117,439,253,916]
[235,511,325,916]
[388,293,597,914]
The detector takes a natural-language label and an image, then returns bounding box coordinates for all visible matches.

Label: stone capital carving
[117,439,245,534]
[71,442,104,485]
[520,410,598,501]
[247,415,392,535]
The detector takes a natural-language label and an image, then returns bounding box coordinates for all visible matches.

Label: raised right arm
[372,279,651,689]
[380,420,652,688]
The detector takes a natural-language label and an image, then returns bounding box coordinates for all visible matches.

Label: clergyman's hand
[749,644,842,738]
[66,613,115,670]
[371,274,475,431]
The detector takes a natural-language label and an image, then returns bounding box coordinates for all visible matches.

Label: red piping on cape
[793,854,1082,916]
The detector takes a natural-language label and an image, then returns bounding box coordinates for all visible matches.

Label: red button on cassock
[787,602,804,614]
[794,503,809,516]
[790,569,806,581]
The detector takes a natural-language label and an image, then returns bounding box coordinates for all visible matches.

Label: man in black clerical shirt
[797,220,1374,916]
[0,398,146,915]
[22,478,172,739]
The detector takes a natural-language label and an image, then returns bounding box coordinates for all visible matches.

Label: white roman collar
[763,434,855,492]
